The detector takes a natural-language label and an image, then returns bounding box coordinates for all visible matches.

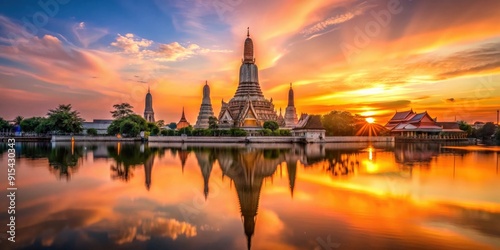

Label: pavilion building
[385,110,441,137]
[194,81,215,129]
[218,28,278,129]
[82,119,113,135]
[292,114,326,142]
[385,110,467,139]
[144,87,155,123]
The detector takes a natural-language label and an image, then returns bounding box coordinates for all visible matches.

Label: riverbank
[395,137,471,143]
[47,135,395,143]
[0,136,51,142]
[50,136,140,142]
[148,136,395,143]
[6,136,476,144]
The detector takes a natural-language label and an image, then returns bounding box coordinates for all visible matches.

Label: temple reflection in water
[217,148,284,249]
[5,141,499,249]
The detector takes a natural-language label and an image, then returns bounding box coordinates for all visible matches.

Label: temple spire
[284,82,298,127]
[243,28,254,63]
[287,83,294,107]
[144,87,154,122]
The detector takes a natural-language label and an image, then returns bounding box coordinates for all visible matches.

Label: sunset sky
[0,0,499,124]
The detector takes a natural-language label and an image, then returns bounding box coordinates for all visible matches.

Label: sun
[365,117,375,124]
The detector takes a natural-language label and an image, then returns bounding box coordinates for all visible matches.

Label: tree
[87,128,98,136]
[13,116,24,125]
[20,117,44,132]
[161,129,175,136]
[208,116,219,130]
[458,121,473,137]
[0,117,12,132]
[108,114,147,136]
[495,129,500,144]
[263,121,279,131]
[477,122,496,140]
[178,125,193,136]
[279,129,291,136]
[107,120,121,135]
[125,114,148,131]
[111,103,134,119]
[46,104,84,134]
[167,122,177,130]
[120,120,140,137]
[35,118,51,134]
[229,128,247,137]
[147,122,160,135]
[321,111,363,136]
[260,128,272,136]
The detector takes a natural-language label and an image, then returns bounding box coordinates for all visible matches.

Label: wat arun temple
[193,28,298,130]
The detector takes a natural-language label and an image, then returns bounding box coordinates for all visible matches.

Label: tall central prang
[218,28,278,128]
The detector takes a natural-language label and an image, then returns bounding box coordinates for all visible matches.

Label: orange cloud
[1,1,500,124]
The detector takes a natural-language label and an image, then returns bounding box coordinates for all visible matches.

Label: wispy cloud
[73,21,108,48]
[400,41,500,81]
[300,1,375,39]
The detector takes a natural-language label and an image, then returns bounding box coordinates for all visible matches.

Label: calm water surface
[1,142,499,250]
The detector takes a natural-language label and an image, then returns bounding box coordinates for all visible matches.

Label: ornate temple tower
[284,83,298,128]
[194,81,215,129]
[277,108,285,127]
[177,107,190,129]
[218,28,278,128]
[144,87,155,122]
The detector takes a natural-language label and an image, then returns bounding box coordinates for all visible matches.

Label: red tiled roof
[388,110,415,121]
[436,122,460,130]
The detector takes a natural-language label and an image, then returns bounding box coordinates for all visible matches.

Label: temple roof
[293,115,324,130]
[177,107,191,129]
[179,107,188,122]
[436,122,460,129]
[408,112,429,122]
[388,110,442,132]
[388,109,415,122]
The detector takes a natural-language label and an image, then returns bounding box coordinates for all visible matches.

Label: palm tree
[14,116,24,125]
[156,119,165,128]
[111,103,134,119]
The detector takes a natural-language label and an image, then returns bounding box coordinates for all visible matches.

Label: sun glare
[366,117,375,124]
